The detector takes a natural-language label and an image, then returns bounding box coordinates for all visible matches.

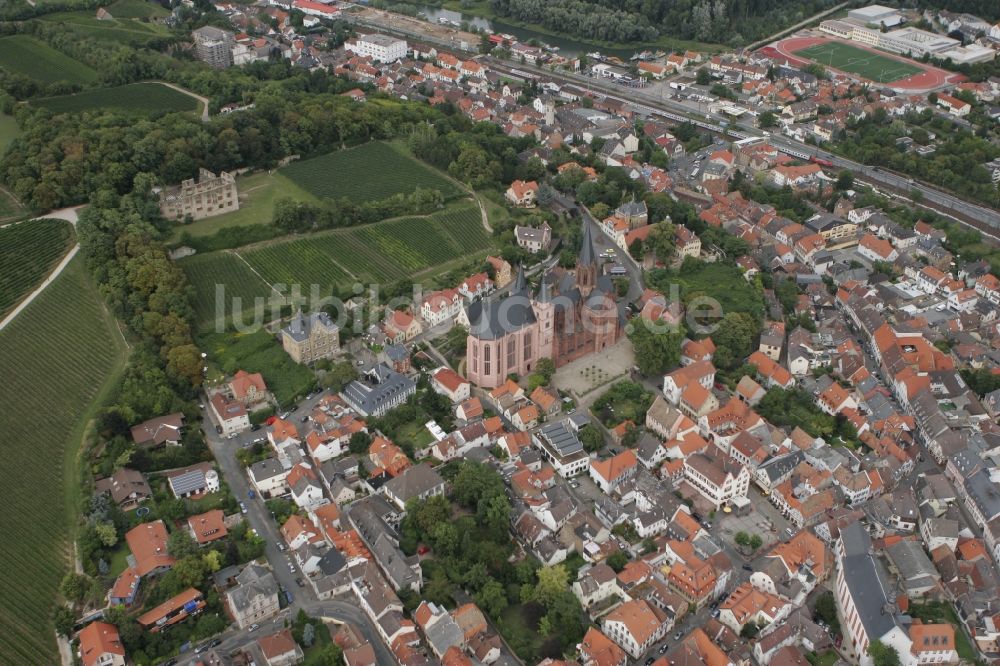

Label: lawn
[281,141,464,203]
[170,170,319,241]
[34,82,198,115]
[793,41,923,83]
[498,603,549,662]
[0,257,126,665]
[0,218,76,319]
[0,35,98,85]
[396,421,434,452]
[105,0,169,18]
[807,651,839,666]
[199,329,316,407]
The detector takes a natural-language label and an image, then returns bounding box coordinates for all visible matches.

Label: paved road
[190,411,394,665]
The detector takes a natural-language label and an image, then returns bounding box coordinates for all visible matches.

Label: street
[181,410,395,666]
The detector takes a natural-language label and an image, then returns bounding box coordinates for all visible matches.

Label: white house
[431,367,471,403]
[210,392,250,436]
[346,34,407,63]
[601,599,670,658]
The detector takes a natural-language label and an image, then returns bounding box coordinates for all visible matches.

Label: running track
[771,35,963,93]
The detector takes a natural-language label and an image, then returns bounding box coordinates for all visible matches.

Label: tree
[302,622,316,648]
[349,431,372,454]
[527,565,569,607]
[869,641,902,666]
[474,578,508,617]
[748,534,763,551]
[579,424,604,452]
[168,529,199,559]
[735,531,750,547]
[53,607,76,637]
[814,591,840,635]
[628,322,684,376]
[607,550,629,572]
[534,357,556,382]
[590,202,610,220]
[711,312,759,368]
[94,522,118,548]
[836,170,854,190]
[696,68,711,85]
[759,111,777,128]
[60,573,92,606]
[741,621,761,639]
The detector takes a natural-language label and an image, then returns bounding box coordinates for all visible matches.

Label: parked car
[659,643,669,653]
[742,564,753,572]
[264,416,277,426]
[288,562,296,572]
[674,631,683,640]
[249,624,260,632]
[209,639,222,648]
[295,577,305,587]
[285,590,293,604]
[250,424,261,431]
[248,490,256,500]
[239,501,248,514]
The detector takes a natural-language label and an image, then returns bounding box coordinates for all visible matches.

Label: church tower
[575,219,598,297]
[533,275,556,362]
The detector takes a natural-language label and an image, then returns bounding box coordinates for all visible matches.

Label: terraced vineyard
[434,205,492,252]
[180,252,274,331]
[0,257,125,665]
[281,142,464,203]
[0,218,75,319]
[34,82,198,115]
[0,35,98,85]
[183,204,491,331]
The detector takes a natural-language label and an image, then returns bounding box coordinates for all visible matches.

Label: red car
[417,545,430,555]
[264,415,277,426]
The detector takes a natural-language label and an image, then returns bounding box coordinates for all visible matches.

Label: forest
[489,0,840,46]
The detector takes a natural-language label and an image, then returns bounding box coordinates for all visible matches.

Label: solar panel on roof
[169,470,206,496]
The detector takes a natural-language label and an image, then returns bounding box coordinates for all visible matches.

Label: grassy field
[182,204,492,331]
[199,329,315,406]
[793,41,922,83]
[105,0,169,18]
[0,35,98,85]
[38,11,172,47]
[171,171,320,241]
[34,82,199,115]
[651,260,764,320]
[282,142,464,203]
[0,257,126,665]
[0,218,75,319]
[0,114,20,154]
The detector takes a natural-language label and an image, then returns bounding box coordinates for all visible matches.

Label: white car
[288,562,296,572]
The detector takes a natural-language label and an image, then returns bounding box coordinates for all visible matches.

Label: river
[406,3,637,60]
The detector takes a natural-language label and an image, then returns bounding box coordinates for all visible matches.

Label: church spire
[512,264,527,295]
[576,220,598,297]
[578,219,596,267]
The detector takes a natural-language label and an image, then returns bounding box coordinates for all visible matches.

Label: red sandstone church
[465,221,623,388]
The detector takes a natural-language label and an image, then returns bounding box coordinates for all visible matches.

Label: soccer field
[793,42,922,83]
